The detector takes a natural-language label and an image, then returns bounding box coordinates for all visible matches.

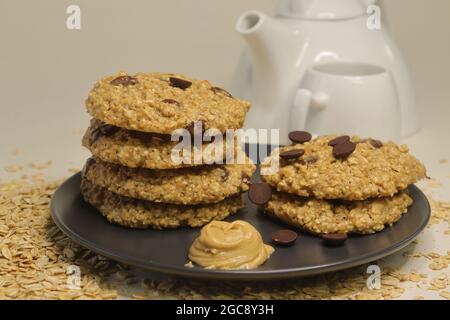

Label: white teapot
[234,0,418,144]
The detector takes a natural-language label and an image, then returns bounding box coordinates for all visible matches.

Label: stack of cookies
[80,72,255,229]
[257,133,426,239]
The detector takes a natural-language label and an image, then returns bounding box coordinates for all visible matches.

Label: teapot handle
[290,89,328,132]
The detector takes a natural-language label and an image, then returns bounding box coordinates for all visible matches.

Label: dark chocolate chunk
[169,77,192,90]
[288,131,312,144]
[128,130,171,142]
[272,229,298,246]
[280,149,305,160]
[370,139,383,148]
[321,233,348,246]
[110,75,138,86]
[333,141,356,159]
[248,183,272,206]
[328,135,350,147]
[90,124,119,144]
[211,86,233,98]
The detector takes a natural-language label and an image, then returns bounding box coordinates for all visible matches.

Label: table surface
[1,92,449,300]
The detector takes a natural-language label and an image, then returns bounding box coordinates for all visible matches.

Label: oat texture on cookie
[259,133,426,238]
[86,72,250,134]
[81,72,252,229]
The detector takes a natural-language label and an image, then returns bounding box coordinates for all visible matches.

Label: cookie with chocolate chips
[265,191,413,235]
[81,156,255,205]
[81,178,244,229]
[86,72,250,134]
[82,119,240,170]
[261,135,426,200]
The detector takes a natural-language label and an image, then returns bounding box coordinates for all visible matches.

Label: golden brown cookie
[81,178,243,229]
[265,191,413,235]
[82,157,255,205]
[82,119,240,170]
[86,72,250,134]
[261,135,426,200]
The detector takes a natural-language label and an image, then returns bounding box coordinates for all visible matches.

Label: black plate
[51,172,430,280]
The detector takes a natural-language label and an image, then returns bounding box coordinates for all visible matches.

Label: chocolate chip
[299,155,318,165]
[321,233,348,246]
[288,131,312,144]
[211,86,233,98]
[90,124,119,144]
[169,77,192,90]
[128,130,172,142]
[370,139,383,148]
[333,141,356,159]
[280,149,305,160]
[162,99,180,106]
[272,229,298,246]
[328,136,350,146]
[110,75,138,86]
[248,183,272,206]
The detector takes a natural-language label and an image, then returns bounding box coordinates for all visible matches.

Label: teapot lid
[276,0,377,20]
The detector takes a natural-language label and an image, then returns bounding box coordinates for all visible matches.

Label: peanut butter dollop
[188,220,274,269]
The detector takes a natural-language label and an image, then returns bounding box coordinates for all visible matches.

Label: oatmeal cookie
[82,157,255,205]
[81,178,243,229]
[82,119,240,169]
[261,135,426,200]
[265,191,413,235]
[86,72,250,134]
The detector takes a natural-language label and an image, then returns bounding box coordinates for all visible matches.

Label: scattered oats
[0,178,121,300]
[63,248,75,259]
[429,259,448,271]
[429,274,448,290]
[1,246,13,260]
[427,180,443,189]
[28,160,52,170]
[427,195,450,226]
[4,165,23,173]
[35,256,49,268]
[413,295,424,300]
[439,291,450,300]
[439,159,448,164]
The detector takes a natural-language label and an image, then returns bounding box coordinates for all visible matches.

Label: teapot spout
[236,11,286,62]
[236,11,299,112]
